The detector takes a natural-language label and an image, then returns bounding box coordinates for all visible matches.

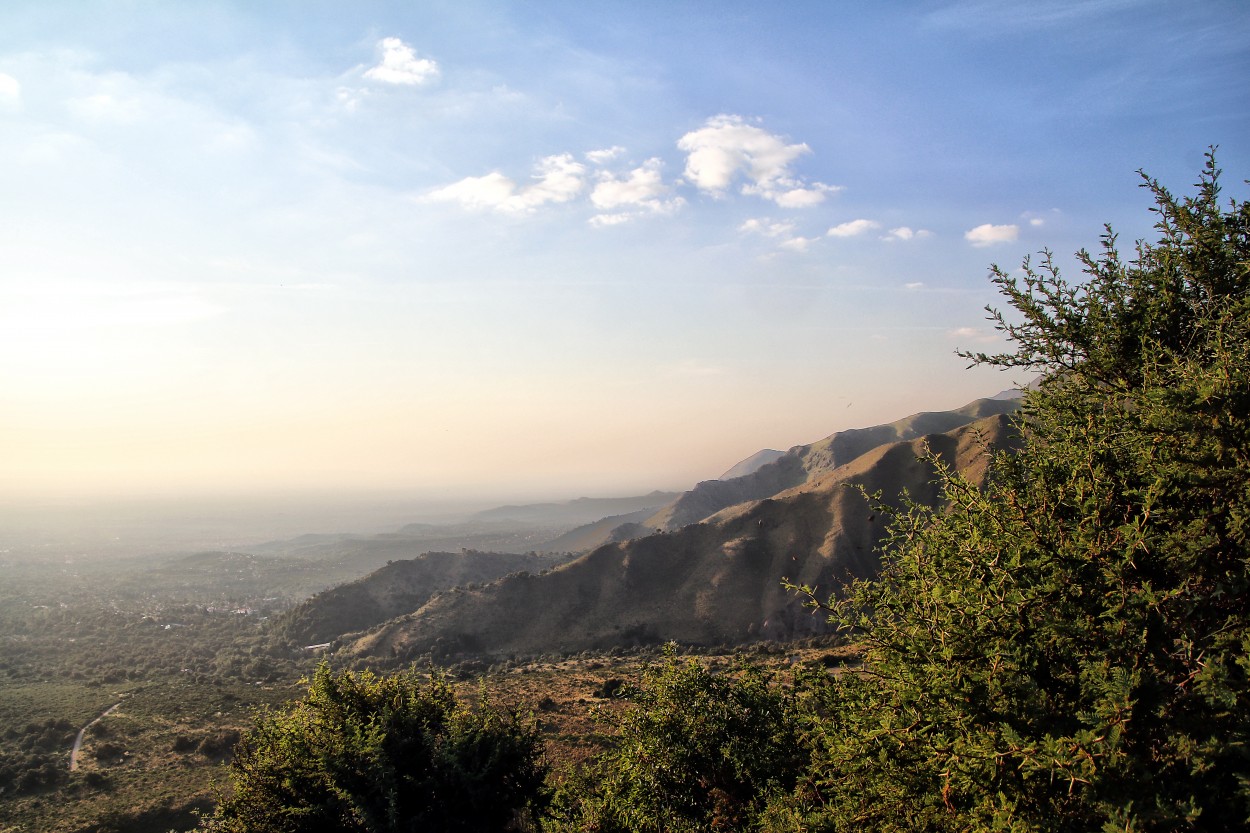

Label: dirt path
[69,702,122,772]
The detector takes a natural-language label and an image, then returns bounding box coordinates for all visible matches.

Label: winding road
[69,701,122,772]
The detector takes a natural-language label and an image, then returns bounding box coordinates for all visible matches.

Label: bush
[202,663,548,832]
[549,646,806,832]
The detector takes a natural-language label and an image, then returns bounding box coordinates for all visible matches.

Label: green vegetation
[548,647,807,832]
[203,664,548,833]
[786,152,1250,830]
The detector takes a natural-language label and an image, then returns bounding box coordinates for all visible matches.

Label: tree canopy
[791,151,1250,831]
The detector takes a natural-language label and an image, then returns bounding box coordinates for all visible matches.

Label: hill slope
[719,449,786,480]
[271,550,571,646]
[644,397,1019,532]
[468,492,680,527]
[345,413,1018,661]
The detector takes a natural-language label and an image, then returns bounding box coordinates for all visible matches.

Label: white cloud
[335,85,366,112]
[739,218,796,238]
[0,73,20,108]
[882,226,933,242]
[1023,208,1060,227]
[590,158,683,219]
[364,37,440,86]
[588,213,632,227]
[778,235,819,252]
[68,92,146,123]
[676,114,839,206]
[827,218,880,238]
[904,281,925,290]
[772,183,839,207]
[585,146,626,164]
[425,153,586,214]
[964,223,1019,247]
[739,217,816,252]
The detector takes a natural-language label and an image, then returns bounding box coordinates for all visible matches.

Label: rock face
[345,411,1020,662]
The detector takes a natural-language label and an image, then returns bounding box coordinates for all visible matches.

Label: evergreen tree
[796,153,1249,831]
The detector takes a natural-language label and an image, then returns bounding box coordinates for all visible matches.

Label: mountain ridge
[341,411,1020,661]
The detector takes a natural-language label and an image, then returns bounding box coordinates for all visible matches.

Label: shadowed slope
[346,414,1018,661]
[271,550,570,646]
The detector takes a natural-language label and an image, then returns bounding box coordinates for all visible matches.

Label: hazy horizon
[2,2,1246,505]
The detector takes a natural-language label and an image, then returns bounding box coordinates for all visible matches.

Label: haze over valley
[1,2,1247,830]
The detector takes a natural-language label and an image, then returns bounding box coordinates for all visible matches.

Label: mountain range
[277,394,1023,662]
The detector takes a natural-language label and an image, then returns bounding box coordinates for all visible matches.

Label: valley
[2,396,1015,830]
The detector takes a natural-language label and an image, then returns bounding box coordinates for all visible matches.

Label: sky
[1,0,1247,507]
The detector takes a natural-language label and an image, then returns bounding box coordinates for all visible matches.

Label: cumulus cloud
[827,218,880,238]
[883,226,933,242]
[677,114,839,206]
[590,158,683,219]
[739,217,816,252]
[364,37,440,86]
[740,218,797,238]
[585,146,626,164]
[778,235,819,252]
[588,213,632,228]
[1023,208,1061,228]
[964,223,1019,247]
[425,153,586,214]
[772,183,840,207]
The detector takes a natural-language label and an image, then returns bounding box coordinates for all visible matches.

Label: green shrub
[549,646,805,832]
[202,663,548,832]
[794,153,1250,831]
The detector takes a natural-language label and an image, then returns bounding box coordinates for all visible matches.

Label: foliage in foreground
[202,663,548,833]
[547,647,807,832]
[790,153,1250,831]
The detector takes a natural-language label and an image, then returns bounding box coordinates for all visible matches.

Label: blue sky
[2,0,1247,503]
